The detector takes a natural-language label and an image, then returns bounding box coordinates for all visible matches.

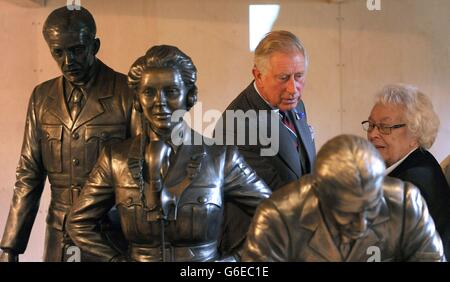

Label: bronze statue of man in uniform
[66,45,271,262]
[0,6,137,262]
[242,134,445,262]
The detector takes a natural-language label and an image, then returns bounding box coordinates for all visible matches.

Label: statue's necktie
[70,87,83,120]
[144,141,172,221]
[339,235,352,260]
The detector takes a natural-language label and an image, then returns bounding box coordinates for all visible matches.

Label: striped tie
[280,111,298,150]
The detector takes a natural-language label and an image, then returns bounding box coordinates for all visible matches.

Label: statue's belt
[129,241,218,262]
[50,185,82,206]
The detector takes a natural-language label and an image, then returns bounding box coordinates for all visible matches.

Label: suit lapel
[347,197,390,261]
[346,229,381,262]
[162,142,206,220]
[127,135,201,186]
[72,62,114,131]
[278,120,301,177]
[297,195,341,262]
[301,195,390,262]
[245,82,272,112]
[47,76,74,129]
[164,143,204,187]
[127,130,207,221]
[291,103,315,170]
[307,216,342,262]
[388,148,421,178]
[246,83,301,177]
[127,135,143,184]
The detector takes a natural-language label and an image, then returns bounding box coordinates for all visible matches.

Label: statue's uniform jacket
[66,132,271,262]
[1,61,135,261]
[242,176,445,262]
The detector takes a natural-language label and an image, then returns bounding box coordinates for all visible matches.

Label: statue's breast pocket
[41,125,63,173]
[115,187,142,241]
[85,124,126,172]
[176,186,223,241]
[115,186,159,242]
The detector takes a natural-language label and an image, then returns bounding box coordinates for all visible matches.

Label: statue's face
[137,67,188,136]
[45,29,98,85]
[322,186,383,240]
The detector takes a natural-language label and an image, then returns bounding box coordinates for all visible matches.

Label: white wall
[0,0,449,261]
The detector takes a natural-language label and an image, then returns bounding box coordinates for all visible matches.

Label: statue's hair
[313,134,385,203]
[128,45,198,212]
[43,6,96,40]
[128,45,197,93]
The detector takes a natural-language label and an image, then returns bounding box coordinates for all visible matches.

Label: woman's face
[137,67,188,137]
[367,103,419,167]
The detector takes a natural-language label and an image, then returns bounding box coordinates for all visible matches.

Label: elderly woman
[66,45,271,261]
[363,83,450,257]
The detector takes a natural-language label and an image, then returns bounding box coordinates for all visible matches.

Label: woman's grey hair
[254,30,308,74]
[313,135,385,204]
[375,83,440,149]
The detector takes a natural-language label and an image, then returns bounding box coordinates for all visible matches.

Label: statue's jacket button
[197,196,208,204]
[72,158,80,166]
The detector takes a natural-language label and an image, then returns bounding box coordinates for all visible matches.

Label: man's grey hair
[313,135,385,203]
[254,30,308,74]
[375,83,440,149]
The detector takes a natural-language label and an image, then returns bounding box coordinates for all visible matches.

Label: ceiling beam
[5,0,46,8]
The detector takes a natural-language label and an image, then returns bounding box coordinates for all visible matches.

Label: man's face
[367,103,418,167]
[253,51,306,111]
[322,185,383,240]
[45,30,98,85]
[137,68,188,136]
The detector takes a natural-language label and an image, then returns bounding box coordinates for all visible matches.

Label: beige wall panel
[269,0,342,149]
[341,0,450,161]
[0,0,448,261]
[0,0,49,262]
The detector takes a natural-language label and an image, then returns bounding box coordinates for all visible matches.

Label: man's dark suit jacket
[216,82,316,253]
[219,82,316,191]
[389,147,450,257]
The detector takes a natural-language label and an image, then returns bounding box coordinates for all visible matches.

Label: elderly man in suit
[242,135,445,262]
[66,45,271,262]
[218,30,315,191]
[216,31,316,250]
[0,7,137,262]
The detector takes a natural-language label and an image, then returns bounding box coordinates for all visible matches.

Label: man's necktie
[280,111,310,173]
[70,87,83,120]
[280,111,298,149]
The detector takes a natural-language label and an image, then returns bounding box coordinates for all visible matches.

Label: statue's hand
[215,255,238,262]
[0,250,19,262]
[109,254,129,262]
